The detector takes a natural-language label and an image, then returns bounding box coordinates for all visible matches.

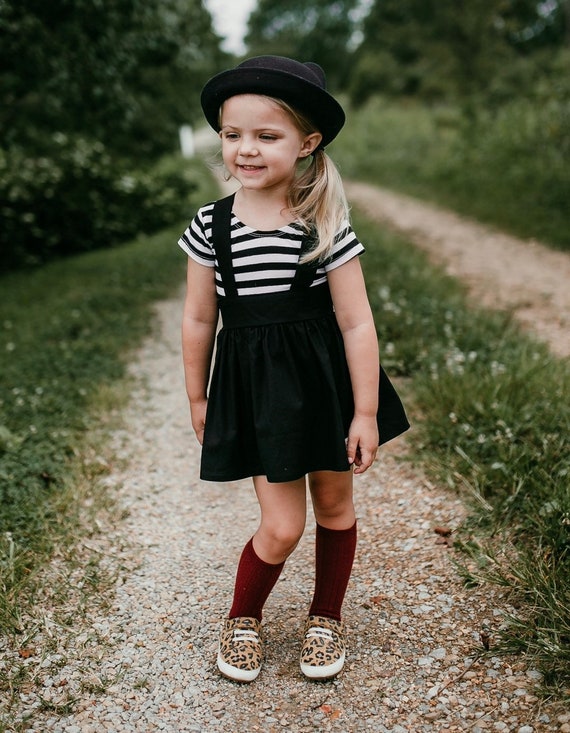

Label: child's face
[219,94,321,195]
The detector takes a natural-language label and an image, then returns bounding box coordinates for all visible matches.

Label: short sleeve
[178,202,216,267]
[323,221,365,272]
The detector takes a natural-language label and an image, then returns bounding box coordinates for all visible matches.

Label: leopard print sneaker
[216,617,263,682]
[300,615,346,680]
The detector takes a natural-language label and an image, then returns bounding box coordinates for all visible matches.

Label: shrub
[0,135,198,270]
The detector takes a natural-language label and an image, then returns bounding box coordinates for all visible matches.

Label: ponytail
[288,149,349,263]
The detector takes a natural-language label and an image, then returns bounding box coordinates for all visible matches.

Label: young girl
[179,56,408,683]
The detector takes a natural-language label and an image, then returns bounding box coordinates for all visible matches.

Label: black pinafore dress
[200,195,409,484]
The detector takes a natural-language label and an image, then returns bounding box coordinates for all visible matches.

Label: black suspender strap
[211,193,238,298]
[211,192,318,296]
[290,231,320,291]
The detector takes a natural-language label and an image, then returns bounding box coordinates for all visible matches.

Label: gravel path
[6,183,569,731]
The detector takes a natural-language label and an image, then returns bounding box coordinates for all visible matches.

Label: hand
[190,399,208,445]
[346,415,379,474]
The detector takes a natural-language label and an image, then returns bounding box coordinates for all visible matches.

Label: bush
[0,135,199,270]
[450,97,570,247]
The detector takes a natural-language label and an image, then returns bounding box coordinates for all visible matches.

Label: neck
[233,187,293,230]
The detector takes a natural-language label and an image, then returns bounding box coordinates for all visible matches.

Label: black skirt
[200,285,410,483]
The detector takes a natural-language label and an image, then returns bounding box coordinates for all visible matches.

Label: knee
[258,520,305,559]
[310,475,355,526]
[313,495,353,523]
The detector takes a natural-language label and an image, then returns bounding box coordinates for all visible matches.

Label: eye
[259,134,277,142]
[223,131,239,141]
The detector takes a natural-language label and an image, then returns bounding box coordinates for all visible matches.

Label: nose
[238,135,259,156]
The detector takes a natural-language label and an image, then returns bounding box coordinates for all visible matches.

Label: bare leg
[252,474,307,564]
[309,470,355,530]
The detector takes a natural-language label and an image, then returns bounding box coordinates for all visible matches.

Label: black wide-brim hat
[200,55,345,148]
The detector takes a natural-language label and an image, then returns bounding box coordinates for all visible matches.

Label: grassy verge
[354,209,570,695]
[332,96,570,252]
[0,156,219,639]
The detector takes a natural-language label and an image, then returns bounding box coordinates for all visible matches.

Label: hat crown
[237,56,327,90]
[200,55,345,147]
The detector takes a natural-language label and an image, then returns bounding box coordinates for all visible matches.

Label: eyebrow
[220,124,284,133]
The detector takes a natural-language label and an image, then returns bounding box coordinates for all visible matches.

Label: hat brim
[201,67,345,148]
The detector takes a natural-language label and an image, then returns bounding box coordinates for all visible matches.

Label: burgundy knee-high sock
[309,521,357,621]
[229,537,285,621]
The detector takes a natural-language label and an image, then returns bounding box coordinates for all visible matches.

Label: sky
[205,0,258,55]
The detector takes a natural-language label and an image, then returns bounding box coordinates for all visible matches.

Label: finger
[353,445,363,466]
[353,446,377,474]
[346,435,360,466]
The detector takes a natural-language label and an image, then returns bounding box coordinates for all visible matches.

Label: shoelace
[232,628,259,643]
[305,626,334,641]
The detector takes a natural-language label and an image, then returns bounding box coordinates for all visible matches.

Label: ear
[299,132,323,158]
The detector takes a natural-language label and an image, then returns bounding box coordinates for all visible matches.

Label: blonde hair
[272,98,350,263]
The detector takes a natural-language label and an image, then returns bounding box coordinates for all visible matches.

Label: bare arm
[327,256,379,474]
[181,258,219,444]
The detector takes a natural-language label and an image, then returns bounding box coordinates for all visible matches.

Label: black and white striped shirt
[178,201,365,297]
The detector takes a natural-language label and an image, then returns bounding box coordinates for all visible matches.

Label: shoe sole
[217,652,261,682]
[300,651,345,680]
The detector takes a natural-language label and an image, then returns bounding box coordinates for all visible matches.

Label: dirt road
[345,182,570,359]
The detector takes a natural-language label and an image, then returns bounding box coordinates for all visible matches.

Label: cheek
[220,142,234,162]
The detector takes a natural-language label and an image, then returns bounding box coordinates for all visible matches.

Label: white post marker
[179,125,195,158]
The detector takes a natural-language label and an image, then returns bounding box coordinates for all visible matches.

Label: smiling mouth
[239,165,264,172]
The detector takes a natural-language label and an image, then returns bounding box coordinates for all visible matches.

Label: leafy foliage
[0,0,225,158]
[0,0,227,270]
[349,0,569,108]
[332,93,570,251]
[0,138,200,269]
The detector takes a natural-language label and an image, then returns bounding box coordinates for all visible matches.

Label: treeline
[246,0,569,110]
[2,1,568,271]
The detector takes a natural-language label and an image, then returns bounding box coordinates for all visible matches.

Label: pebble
[1,294,564,732]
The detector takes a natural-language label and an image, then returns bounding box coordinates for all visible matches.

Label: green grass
[0,156,219,637]
[332,96,570,251]
[355,209,570,694]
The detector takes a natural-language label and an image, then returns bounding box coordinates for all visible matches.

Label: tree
[0,0,228,269]
[350,0,569,107]
[244,0,360,90]
[0,0,226,157]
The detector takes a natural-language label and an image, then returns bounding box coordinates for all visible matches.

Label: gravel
[4,182,569,731]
